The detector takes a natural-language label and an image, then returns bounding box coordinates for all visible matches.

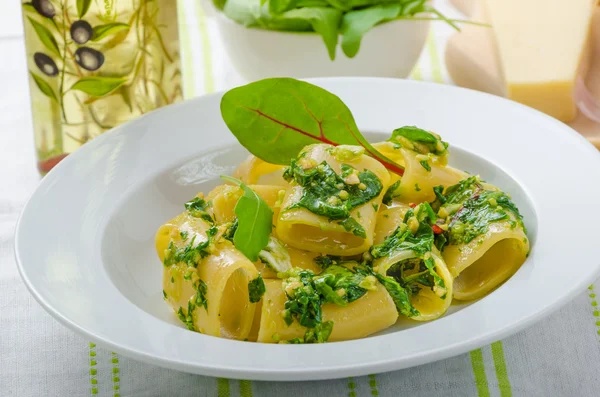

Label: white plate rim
[15,77,600,381]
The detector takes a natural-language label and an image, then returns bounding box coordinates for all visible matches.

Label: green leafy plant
[220,77,405,175]
[220,176,274,262]
[217,0,485,59]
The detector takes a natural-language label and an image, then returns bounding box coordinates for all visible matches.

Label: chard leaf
[221,176,273,261]
[220,78,404,175]
[340,4,400,58]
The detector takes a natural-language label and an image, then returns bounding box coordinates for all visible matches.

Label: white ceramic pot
[202,2,430,81]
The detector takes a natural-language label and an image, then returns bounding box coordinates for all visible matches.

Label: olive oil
[21,0,182,173]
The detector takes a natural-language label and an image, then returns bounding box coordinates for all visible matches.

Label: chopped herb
[382,180,401,205]
[372,203,379,211]
[171,276,175,283]
[194,279,208,311]
[314,255,341,269]
[185,197,214,224]
[163,236,211,267]
[248,275,266,303]
[177,305,195,331]
[419,160,431,172]
[287,321,334,344]
[206,226,218,237]
[183,271,192,280]
[162,290,167,299]
[283,159,383,239]
[180,231,189,240]
[367,269,418,318]
[223,219,238,242]
[414,183,421,192]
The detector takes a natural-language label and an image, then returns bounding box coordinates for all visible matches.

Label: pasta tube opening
[453,238,526,301]
[219,267,255,339]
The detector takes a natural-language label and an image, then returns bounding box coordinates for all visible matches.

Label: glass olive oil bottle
[21,0,182,174]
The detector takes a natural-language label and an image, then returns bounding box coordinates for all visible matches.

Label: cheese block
[483,0,595,122]
[446,1,600,148]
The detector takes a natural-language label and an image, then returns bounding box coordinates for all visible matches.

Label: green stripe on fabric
[177,0,196,99]
[347,377,357,397]
[426,32,444,83]
[217,378,231,397]
[89,342,99,396]
[491,342,512,397]
[194,0,215,94]
[239,380,253,397]
[368,374,380,396]
[411,65,423,81]
[111,352,121,397]
[470,349,490,397]
[589,285,600,335]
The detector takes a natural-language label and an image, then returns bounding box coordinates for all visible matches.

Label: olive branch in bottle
[23,0,178,150]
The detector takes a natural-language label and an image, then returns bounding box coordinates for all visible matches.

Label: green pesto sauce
[248,274,266,303]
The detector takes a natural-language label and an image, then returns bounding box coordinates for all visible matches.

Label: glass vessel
[21,0,182,174]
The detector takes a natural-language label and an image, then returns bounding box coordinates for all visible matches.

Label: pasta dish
[155,78,529,344]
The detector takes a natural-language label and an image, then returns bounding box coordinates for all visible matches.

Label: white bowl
[15,78,600,381]
[206,3,430,80]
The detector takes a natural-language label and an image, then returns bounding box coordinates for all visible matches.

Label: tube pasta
[257,280,398,343]
[442,220,529,300]
[373,142,466,203]
[277,144,391,256]
[156,211,259,340]
[232,154,288,186]
[156,128,529,344]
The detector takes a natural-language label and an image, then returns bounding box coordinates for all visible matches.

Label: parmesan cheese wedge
[446,0,596,123]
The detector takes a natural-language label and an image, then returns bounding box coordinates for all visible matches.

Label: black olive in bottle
[70,20,93,45]
[32,0,55,18]
[33,52,58,76]
[74,47,105,71]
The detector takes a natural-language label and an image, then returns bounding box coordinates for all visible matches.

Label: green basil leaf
[220,77,404,175]
[27,17,60,57]
[340,4,400,58]
[77,0,92,18]
[91,23,130,41]
[220,176,273,262]
[29,72,57,102]
[70,76,127,97]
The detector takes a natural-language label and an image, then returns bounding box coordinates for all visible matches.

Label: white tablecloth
[2,1,600,396]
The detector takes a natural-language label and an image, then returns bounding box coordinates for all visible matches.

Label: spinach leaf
[382,180,401,205]
[373,272,418,317]
[248,275,266,303]
[220,176,273,261]
[340,4,400,58]
[220,78,405,175]
[389,126,449,156]
[283,160,383,238]
[439,177,526,245]
[272,8,342,60]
